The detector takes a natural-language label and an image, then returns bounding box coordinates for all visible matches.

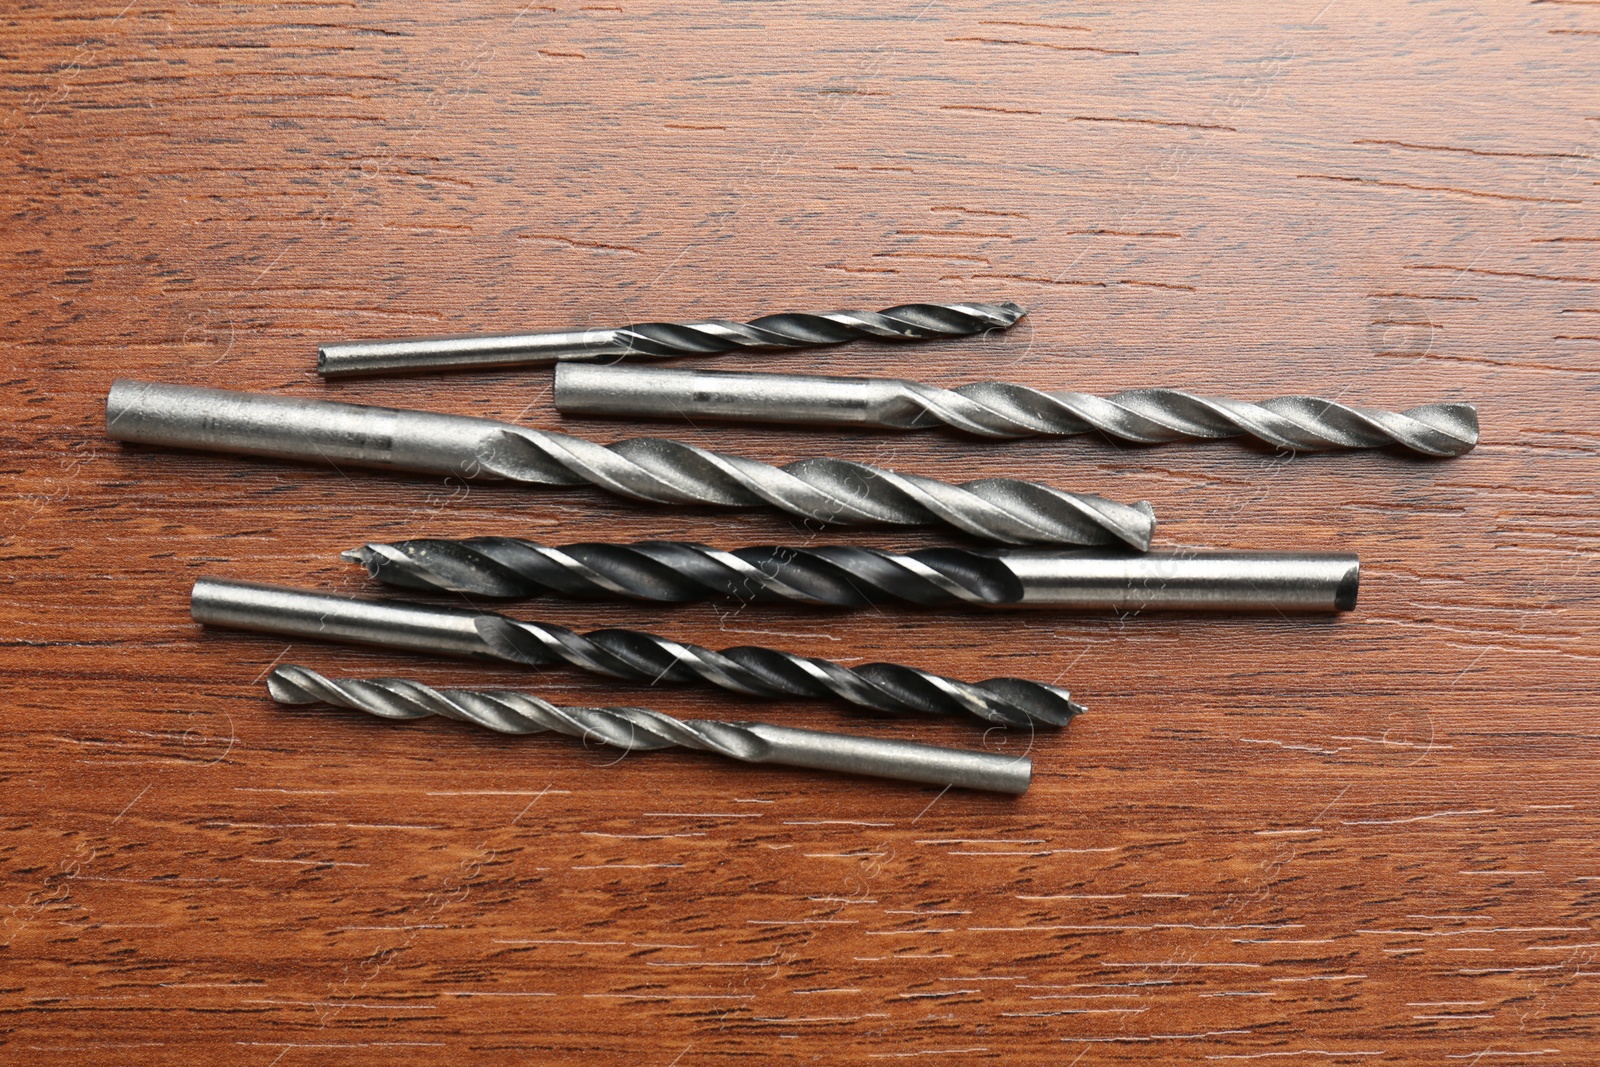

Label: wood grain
[3,1,1598,1062]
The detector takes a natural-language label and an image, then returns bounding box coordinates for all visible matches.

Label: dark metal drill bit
[266,665,1032,794]
[106,380,1157,548]
[194,578,1084,728]
[555,364,1480,457]
[343,539,1360,613]
[315,301,1026,377]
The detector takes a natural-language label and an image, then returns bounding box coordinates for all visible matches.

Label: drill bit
[344,539,1361,613]
[555,364,1480,457]
[106,380,1157,548]
[266,665,1032,794]
[315,301,1025,377]
[193,578,1085,728]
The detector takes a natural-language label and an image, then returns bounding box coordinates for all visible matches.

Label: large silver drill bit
[316,301,1025,378]
[194,578,1084,727]
[266,665,1032,794]
[555,364,1480,457]
[344,539,1361,613]
[105,380,1156,549]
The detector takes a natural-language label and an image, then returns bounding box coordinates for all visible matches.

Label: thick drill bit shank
[316,301,1026,377]
[556,364,1479,457]
[345,539,1360,613]
[267,666,1031,794]
[107,380,1155,548]
[194,578,1083,727]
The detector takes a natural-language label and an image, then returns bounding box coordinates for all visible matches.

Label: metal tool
[554,364,1480,457]
[345,538,1360,613]
[267,665,1031,794]
[193,578,1084,727]
[105,380,1156,548]
[316,301,1026,378]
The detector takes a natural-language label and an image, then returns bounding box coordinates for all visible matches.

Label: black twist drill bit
[266,666,1032,794]
[342,538,1361,613]
[316,301,1027,377]
[479,618,1083,729]
[194,578,1084,728]
[555,364,1480,457]
[106,380,1156,548]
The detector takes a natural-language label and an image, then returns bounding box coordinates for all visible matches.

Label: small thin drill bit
[343,539,1360,613]
[194,578,1085,727]
[555,364,1480,457]
[106,380,1157,548]
[315,301,1026,377]
[266,665,1032,794]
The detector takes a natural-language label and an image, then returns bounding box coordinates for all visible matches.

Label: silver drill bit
[344,539,1361,613]
[193,578,1085,727]
[105,380,1156,549]
[266,665,1032,794]
[316,301,1026,378]
[555,364,1480,457]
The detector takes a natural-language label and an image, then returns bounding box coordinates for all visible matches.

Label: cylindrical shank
[558,363,912,427]
[998,550,1359,612]
[191,577,495,659]
[105,378,490,477]
[320,329,629,377]
[739,722,1031,793]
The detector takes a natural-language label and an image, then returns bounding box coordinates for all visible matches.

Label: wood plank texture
[3,2,1598,1062]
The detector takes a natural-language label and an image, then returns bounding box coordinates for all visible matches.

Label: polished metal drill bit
[106,380,1156,548]
[266,665,1031,794]
[344,539,1360,613]
[194,578,1084,727]
[316,301,1027,377]
[556,364,1480,457]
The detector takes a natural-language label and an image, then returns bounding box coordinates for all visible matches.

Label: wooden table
[4,3,1597,1062]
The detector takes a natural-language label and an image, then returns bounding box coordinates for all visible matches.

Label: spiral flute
[316,301,1026,377]
[343,538,1361,613]
[193,578,1085,727]
[106,380,1156,548]
[266,666,1032,794]
[555,365,1480,457]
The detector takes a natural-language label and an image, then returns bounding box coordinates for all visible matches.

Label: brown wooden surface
[3,2,1599,1062]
